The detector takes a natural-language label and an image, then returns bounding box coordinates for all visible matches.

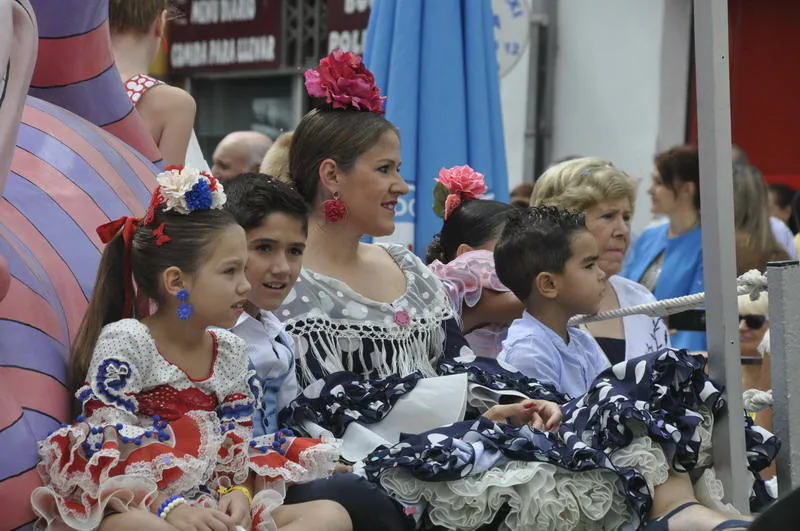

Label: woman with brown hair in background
[732,163,790,275]
[622,145,705,352]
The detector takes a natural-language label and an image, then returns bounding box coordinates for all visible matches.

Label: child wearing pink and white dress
[425,166,523,358]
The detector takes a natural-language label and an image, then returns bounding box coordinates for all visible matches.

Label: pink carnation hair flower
[435,165,488,219]
[304,50,387,114]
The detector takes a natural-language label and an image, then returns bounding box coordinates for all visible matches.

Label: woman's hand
[219,489,252,530]
[483,400,562,431]
[165,504,238,531]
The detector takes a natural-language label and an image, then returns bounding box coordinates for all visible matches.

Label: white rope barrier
[568,269,768,326]
[743,331,775,412]
[567,269,775,412]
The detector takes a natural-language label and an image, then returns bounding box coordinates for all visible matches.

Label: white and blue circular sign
[492,0,530,78]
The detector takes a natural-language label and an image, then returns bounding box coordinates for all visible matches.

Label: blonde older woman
[531,157,669,363]
[739,292,771,412]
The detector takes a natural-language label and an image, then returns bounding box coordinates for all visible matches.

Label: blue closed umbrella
[364,0,508,255]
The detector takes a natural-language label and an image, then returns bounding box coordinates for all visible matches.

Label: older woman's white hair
[530,157,637,212]
[738,291,770,356]
[738,291,769,317]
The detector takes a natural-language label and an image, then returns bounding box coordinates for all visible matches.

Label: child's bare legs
[273,500,352,531]
[99,509,176,531]
[650,472,751,530]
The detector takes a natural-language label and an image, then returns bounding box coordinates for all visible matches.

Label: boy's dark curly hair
[494,206,586,302]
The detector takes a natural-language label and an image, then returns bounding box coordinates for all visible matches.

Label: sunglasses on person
[739,314,767,330]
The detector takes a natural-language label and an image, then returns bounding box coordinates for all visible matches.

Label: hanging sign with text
[169,0,281,73]
[326,0,371,55]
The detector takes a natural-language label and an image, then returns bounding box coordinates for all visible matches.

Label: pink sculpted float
[0,0,161,527]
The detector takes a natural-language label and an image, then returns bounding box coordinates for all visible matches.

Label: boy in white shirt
[497,206,610,397]
[224,174,306,435]
[223,173,410,531]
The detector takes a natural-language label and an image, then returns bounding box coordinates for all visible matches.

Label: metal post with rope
[692,0,751,513]
[765,261,800,495]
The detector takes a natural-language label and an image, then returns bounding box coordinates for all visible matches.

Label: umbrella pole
[692,0,750,513]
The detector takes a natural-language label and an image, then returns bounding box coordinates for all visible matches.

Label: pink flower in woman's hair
[443,194,463,221]
[436,165,488,198]
[304,50,387,114]
[436,165,488,219]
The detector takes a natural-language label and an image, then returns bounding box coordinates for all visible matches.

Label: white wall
[500,0,692,233]
[499,26,530,194]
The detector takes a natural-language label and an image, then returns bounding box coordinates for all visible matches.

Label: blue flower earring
[176,289,192,320]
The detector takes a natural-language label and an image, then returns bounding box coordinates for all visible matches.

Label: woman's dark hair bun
[424,234,447,264]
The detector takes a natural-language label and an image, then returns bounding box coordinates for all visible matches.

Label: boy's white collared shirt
[231,309,299,412]
[498,311,610,398]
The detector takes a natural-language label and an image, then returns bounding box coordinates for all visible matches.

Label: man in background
[211,131,273,181]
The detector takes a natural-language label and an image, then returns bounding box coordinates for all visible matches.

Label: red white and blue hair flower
[155,165,226,215]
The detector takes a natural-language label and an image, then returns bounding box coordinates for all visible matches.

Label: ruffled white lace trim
[378,458,630,531]
[31,474,159,529]
[375,429,725,531]
[36,410,219,503]
[32,408,338,529]
[248,436,341,485]
[696,406,715,468]
[610,435,670,499]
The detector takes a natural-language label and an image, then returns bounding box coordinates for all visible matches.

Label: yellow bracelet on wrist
[218,485,253,504]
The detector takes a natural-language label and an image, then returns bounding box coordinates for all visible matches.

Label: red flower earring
[323,191,347,223]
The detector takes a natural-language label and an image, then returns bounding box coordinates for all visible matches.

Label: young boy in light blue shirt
[223,173,410,531]
[497,206,610,398]
[224,174,307,435]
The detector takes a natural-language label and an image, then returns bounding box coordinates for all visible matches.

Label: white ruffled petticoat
[374,412,728,531]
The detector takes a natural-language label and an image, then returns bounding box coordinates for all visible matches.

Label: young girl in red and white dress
[30,167,347,531]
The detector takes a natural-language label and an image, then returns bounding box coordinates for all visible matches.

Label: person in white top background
[109,0,204,169]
